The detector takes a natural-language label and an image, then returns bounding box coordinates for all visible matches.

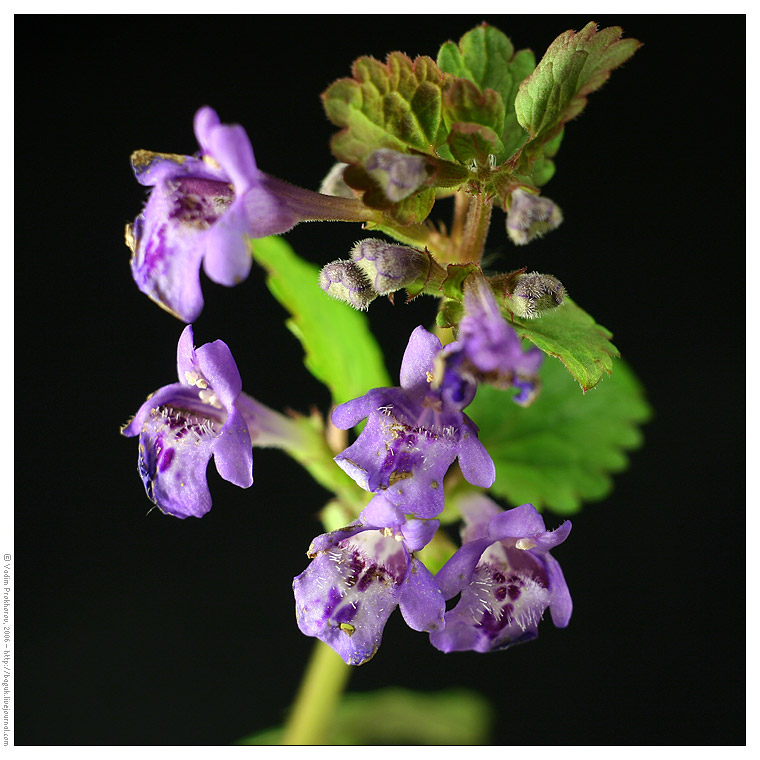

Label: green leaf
[238,688,494,745]
[514,22,640,173]
[508,297,619,391]
[468,354,651,514]
[443,78,505,134]
[437,24,536,161]
[438,24,517,94]
[390,186,437,225]
[250,236,390,405]
[441,263,480,300]
[447,122,503,164]
[323,52,447,165]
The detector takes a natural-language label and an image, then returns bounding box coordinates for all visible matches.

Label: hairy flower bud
[506,188,563,245]
[509,272,565,319]
[319,260,377,310]
[365,148,429,202]
[350,239,431,296]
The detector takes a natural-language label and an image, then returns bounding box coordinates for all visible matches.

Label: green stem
[281,640,353,745]
[458,191,493,264]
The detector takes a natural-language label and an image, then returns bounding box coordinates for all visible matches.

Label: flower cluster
[294,313,570,664]
[123,105,574,666]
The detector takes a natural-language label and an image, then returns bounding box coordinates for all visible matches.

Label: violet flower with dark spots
[121,325,253,518]
[331,326,495,519]
[430,495,572,654]
[438,273,544,406]
[127,107,376,322]
[293,515,444,665]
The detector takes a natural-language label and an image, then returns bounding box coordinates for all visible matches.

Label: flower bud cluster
[319,239,432,308]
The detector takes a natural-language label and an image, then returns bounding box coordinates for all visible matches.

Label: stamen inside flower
[198,389,223,409]
[183,370,208,389]
[516,538,537,550]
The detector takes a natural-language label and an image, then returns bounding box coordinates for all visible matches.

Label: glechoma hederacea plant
[122,21,650,742]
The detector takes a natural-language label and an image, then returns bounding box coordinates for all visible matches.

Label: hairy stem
[458,191,493,264]
[281,640,352,745]
[449,189,470,251]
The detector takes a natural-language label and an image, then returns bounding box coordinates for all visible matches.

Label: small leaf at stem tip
[513,22,641,175]
[437,23,537,163]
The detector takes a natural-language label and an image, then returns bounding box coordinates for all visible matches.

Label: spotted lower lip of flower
[293,520,444,665]
[429,496,572,654]
[121,325,252,518]
[331,326,495,519]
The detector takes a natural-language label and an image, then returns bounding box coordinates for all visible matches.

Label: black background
[15,14,744,745]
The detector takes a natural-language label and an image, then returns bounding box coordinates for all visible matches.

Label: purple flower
[127,107,375,322]
[430,496,572,654]
[293,515,444,665]
[331,326,495,519]
[441,273,543,405]
[121,325,252,518]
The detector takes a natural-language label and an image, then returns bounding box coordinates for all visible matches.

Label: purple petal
[193,106,221,157]
[431,541,551,653]
[487,503,547,542]
[211,406,253,488]
[434,538,491,600]
[331,391,383,430]
[122,383,216,439]
[293,530,408,665]
[204,122,259,193]
[399,326,441,391]
[533,520,572,552]
[398,559,445,632]
[544,551,573,627]
[359,494,404,529]
[133,406,217,518]
[456,425,496,488]
[175,325,197,381]
[193,337,243,407]
[399,518,439,552]
[201,198,254,288]
[128,187,206,323]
